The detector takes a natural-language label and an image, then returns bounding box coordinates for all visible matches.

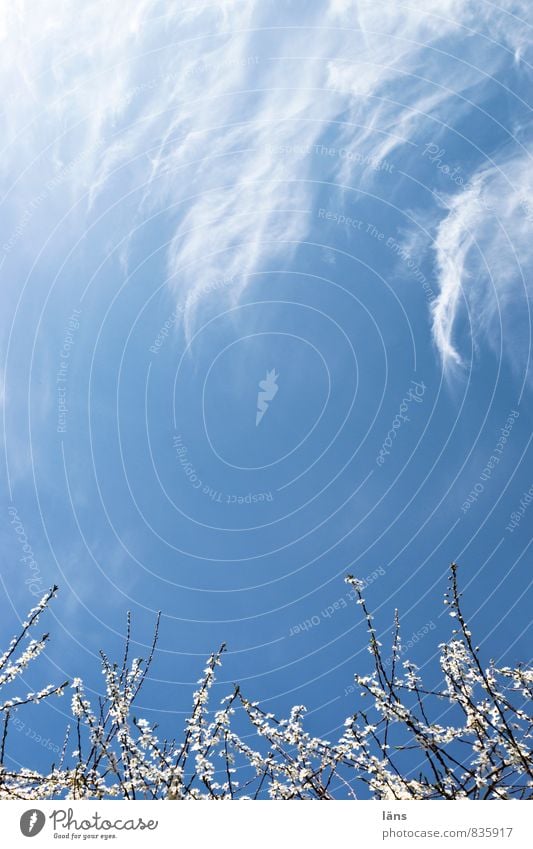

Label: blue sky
[1,1,532,791]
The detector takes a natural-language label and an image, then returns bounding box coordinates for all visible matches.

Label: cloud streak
[431,147,533,371]
[1,0,531,361]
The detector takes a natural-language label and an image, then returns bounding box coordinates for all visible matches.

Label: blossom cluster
[0,566,531,800]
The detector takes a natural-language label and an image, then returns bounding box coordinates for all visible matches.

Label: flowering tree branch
[0,564,531,799]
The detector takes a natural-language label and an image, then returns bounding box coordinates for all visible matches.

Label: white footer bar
[4,799,528,848]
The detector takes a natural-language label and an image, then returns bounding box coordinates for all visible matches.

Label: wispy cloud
[1,0,531,360]
[432,148,533,370]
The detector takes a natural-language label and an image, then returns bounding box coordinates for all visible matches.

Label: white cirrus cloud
[431,147,533,371]
[0,0,531,356]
